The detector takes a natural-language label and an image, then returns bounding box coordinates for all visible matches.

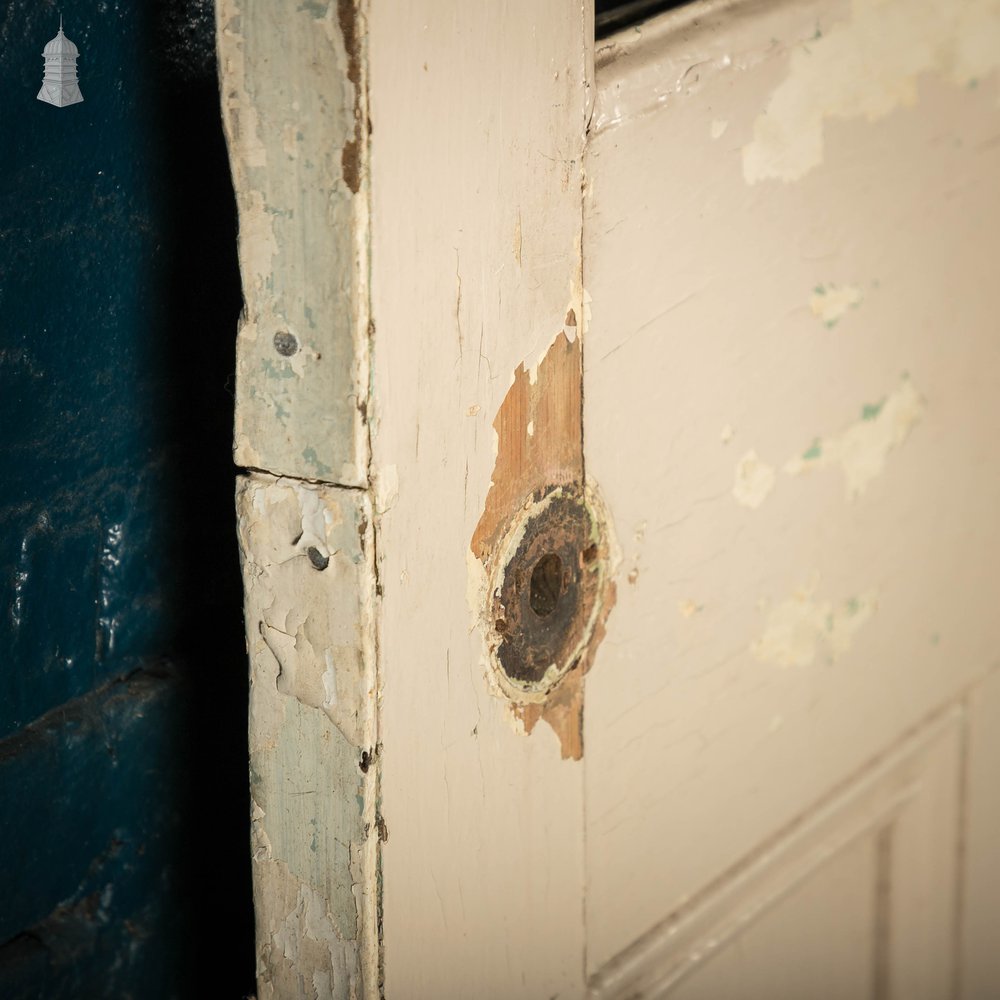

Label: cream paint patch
[710,119,729,140]
[743,0,1000,183]
[810,283,863,326]
[374,463,399,514]
[239,476,371,748]
[785,377,924,499]
[733,449,776,508]
[752,584,878,667]
[678,599,703,619]
[237,190,279,295]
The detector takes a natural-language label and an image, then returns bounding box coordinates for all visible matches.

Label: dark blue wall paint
[1,1,177,737]
[1,0,253,994]
[0,671,191,998]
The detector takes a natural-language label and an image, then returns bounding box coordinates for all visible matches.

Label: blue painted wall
[0,1,253,995]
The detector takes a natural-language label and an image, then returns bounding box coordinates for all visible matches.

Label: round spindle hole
[529,553,564,618]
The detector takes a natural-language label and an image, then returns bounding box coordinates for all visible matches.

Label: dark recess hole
[273,330,299,357]
[307,546,330,571]
[582,543,597,564]
[529,553,564,618]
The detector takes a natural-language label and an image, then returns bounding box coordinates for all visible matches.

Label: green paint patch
[296,0,330,19]
[930,632,941,646]
[302,446,332,477]
[261,358,295,380]
[810,282,863,327]
[861,399,885,421]
[845,596,860,616]
[802,439,822,461]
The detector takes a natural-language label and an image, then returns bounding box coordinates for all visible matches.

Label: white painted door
[580,3,1000,995]
[221,1,1000,997]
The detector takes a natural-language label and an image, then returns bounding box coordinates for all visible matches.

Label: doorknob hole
[529,553,564,618]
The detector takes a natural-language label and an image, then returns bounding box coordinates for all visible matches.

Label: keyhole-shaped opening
[529,553,564,618]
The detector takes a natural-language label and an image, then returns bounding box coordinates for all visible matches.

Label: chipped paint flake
[374,463,399,514]
[678,599,703,618]
[752,585,878,667]
[785,377,924,499]
[733,449,776,508]
[810,283,863,326]
[710,119,729,139]
[238,473,379,999]
[720,423,735,445]
[743,0,1000,183]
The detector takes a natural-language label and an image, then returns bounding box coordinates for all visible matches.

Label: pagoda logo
[38,17,84,108]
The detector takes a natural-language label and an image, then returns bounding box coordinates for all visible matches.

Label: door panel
[961,669,1000,997]
[663,835,878,1000]
[588,710,962,998]
[221,0,1000,995]
[583,0,1000,988]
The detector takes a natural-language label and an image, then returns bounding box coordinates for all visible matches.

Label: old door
[221,0,1000,997]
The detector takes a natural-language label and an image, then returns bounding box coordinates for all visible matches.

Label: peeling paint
[752,583,878,667]
[733,449,776,508]
[743,0,1000,184]
[220,0,369,485]
[785,377,924,499]
[237,473,379,1000]
[336,0,364,195]
[240,476,371,748]
[710,118,729,139]
[810,283,863,327]
[374,464,398,514]
[256,862,360,1000]
[470,329,616,760]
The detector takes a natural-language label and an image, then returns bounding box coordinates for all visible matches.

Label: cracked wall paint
[743,0,1000,184]
[786,377,924,499]
[752,583,878,667]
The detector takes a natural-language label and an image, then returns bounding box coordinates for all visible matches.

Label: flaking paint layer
[743,0,1000,184]
[471,329,616,759]
[786,377,924,499]
[752,582,878,667]
[219,0,368,484]
[237,473,378,999]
